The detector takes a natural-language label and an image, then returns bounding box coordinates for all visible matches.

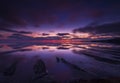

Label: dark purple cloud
[57,33,70,36]
[42,33,49,36]
[0,28,32,34]
[0,0,120,32]
[73,22,120,34]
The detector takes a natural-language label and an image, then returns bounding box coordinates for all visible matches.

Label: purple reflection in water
[0,42,120,83]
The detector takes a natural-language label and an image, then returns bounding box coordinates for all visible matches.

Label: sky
[0,0,120,35]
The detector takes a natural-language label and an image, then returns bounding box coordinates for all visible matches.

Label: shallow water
[0,42,120,83]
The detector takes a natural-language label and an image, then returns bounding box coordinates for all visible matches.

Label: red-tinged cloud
[0,34,3,37]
